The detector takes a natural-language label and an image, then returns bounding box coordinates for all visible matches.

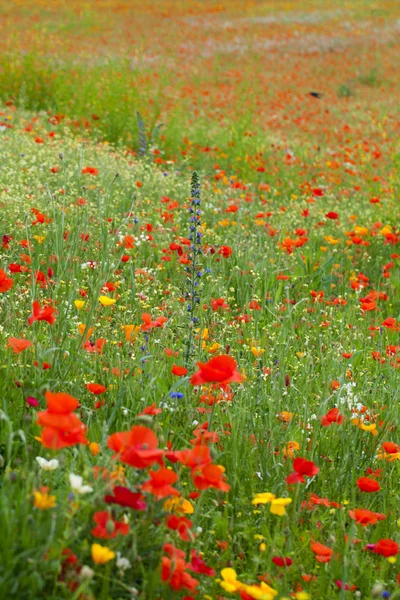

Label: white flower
[116,552,131,571]
[36,456,59,471]
[79,566,94,580]
[69,473,93,495]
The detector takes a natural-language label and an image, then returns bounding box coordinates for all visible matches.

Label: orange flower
[311,541,333,563]
[7,337,32,353]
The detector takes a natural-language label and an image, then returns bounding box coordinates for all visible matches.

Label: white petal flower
[36,456,59,471]
[69,473,93,494]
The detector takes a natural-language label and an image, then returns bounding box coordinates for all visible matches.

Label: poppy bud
[106,519,115,535]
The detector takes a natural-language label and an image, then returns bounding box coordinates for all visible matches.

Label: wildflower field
[1,1,400,599]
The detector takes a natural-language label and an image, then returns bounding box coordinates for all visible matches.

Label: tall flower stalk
[184,172,202,364]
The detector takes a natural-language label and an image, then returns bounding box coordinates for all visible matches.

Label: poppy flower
[161,556,198,592]
[311,541,333,563]
[86,383,107,395]
[272,556,292,567]
[141,467,180,498]
[82,166,98,175]
[172,365,188,376]
[321,408,344,426]
[371,539,399,557]
[190,550,215,576]
[192,463,230,492]
[91,511,129,538]
[37,391,87,449]
[7,337,32,353]
[166,515,193,541]
[326,212,338,220]
[286,457,319,484]
[166,444,212,468]
[105,486,146,511]
[190,355,243,386]
[28,301,57,325]
[218,245,233,257]
[349,508,386,526]
[0,268,13,292]
[107,425,164,469]
[356,477,381,493]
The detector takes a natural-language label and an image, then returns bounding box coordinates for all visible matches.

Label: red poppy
[192,463,230,492]
[28,301,57,325]
[190,355,243,386]
[372,539,399,557]
[161,556,198,592]
[356,477,381,493]
[321,408,344,427]
[166,515,193,541]
[382,442,399,454]
[138,403,162,416]
[190,550,215,576]
[37,391,87,449]
[7,337,32,353]
[91,511,129,538]
[349,508,386,526]
[81,166,98,175]
[166,445,212,468]
[86,383,107,395]
[108,425,164,469]
[310,541,333,563]
[105,486,146,511]
[272,556,292,567]
[172,365,188,376]
[140,312,168,331]
[141,467,180,498]
[0,268,13,292]
[286,457,319,484]
[325,212,338,220]
[218,245,233,257]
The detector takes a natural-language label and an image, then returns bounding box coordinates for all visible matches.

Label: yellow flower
[252,492,276,505]
[33,490,56,510]
[251,347,265,358]
[98,296,116,306]
[270,497,292,516]
[91,544,115,564]
[351,418,378,436]
[379,225,391,236]
[74,300,85,310]
[207,342,221,354]
[163,496,194,515]
[243,582,278,599]
[252,492,292,516]
[34,235,45,244]
[220,568,243,593]
[295,593,310,600]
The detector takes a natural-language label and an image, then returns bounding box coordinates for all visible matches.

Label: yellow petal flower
[91,544,115,564]
[33,490,56,510]
[252,492,276,505]
[220,568,243,593]
[163,496,194,515]
[270,497,292,516]
[74,300,85,310]
[98,296,116,306]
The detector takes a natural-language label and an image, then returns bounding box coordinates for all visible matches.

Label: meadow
[0,1,400,599]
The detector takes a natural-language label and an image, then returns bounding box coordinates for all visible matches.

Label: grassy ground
[1,1,400,599]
